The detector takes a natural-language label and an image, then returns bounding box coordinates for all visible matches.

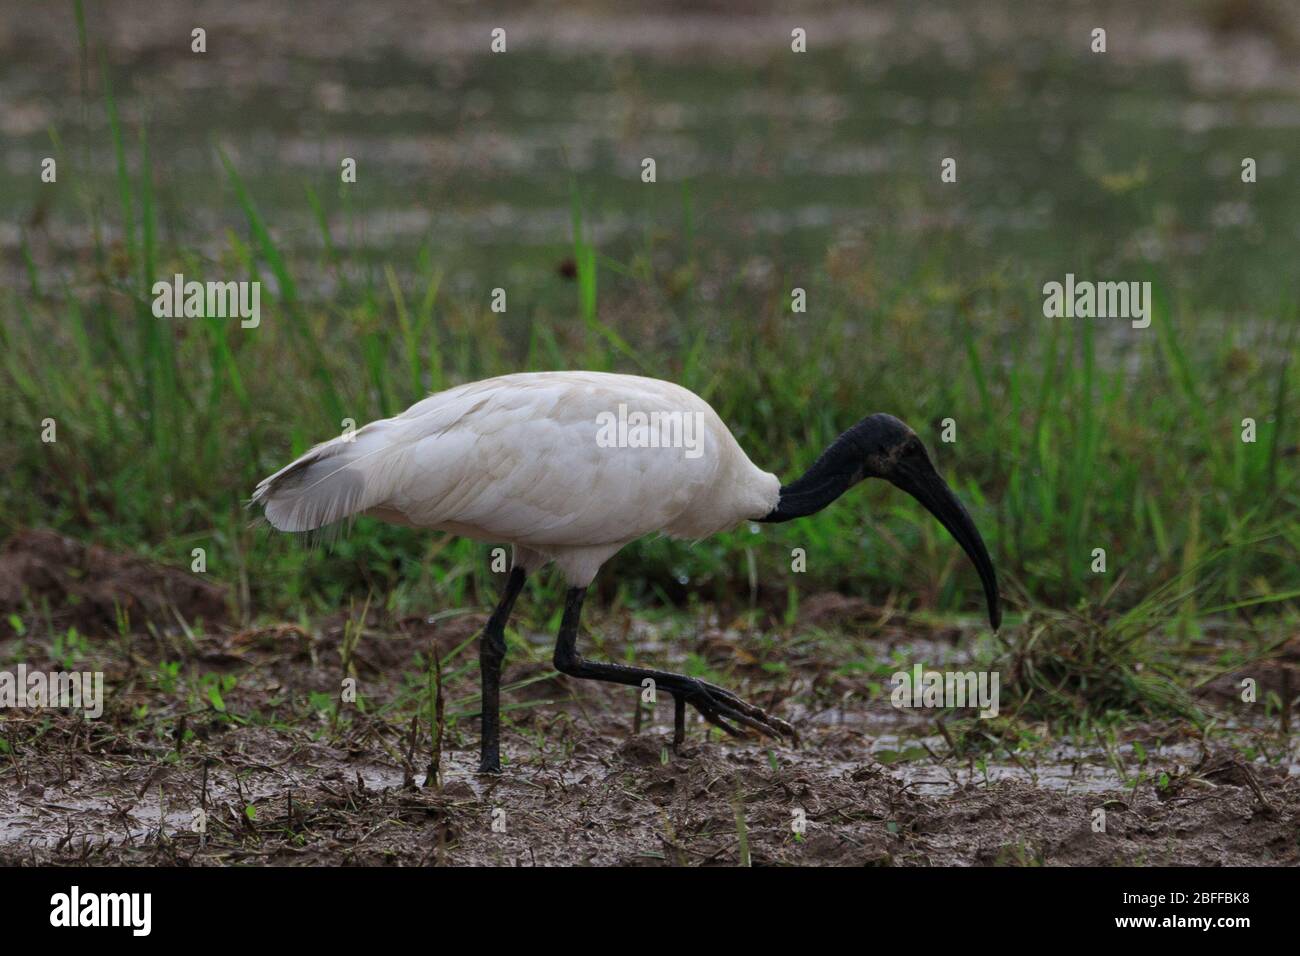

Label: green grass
[1,3,1297,641]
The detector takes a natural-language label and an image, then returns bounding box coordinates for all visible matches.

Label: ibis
[253,371,1000,773]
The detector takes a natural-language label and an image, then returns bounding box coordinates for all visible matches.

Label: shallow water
[3,0,1298,337]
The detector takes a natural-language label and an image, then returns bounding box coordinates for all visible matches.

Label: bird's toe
[681,678,796,746]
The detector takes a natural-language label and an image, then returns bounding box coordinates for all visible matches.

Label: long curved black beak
[886,458,1001,631]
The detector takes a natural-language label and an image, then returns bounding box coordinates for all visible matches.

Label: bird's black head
[852,413,925,481]
[852,413,1000,630]
[762,412,1001,631]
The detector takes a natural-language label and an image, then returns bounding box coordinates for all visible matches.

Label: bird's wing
[253,372,726,545]
[251,378,499,533]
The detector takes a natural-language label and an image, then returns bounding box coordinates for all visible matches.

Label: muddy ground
[1,530,1296,866]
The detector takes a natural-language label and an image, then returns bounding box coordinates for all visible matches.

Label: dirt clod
[0,529,228,635]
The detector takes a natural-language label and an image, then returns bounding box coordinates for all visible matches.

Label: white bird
[253,371,1000,772]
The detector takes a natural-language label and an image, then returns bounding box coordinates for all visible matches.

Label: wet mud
[1,532,1295,866]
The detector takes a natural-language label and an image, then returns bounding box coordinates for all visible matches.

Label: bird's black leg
[553,588,798,747]
[478,566,527,774]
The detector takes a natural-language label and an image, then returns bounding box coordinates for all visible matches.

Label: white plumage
[252,372,780,585]
[256,369,1001,769]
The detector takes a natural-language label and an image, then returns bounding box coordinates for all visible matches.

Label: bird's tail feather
[251,425,398,533]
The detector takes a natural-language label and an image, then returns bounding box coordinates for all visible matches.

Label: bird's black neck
[757,427,867,523]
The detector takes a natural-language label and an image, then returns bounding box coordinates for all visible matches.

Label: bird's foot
[673,677,799,747]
